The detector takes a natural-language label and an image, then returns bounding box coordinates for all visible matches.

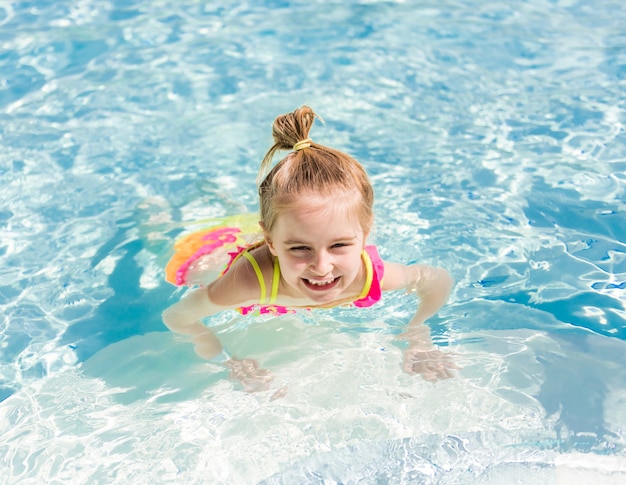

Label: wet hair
[258,106,374,235]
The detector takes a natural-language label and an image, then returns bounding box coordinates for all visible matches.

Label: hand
[395,320,459,382]
[224,357,274,392]
[402,347,459,382]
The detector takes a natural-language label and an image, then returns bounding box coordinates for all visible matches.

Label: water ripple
[1,0,626,482]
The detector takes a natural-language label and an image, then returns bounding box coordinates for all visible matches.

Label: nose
[310,250,333,275]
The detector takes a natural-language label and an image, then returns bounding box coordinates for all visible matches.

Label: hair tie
[293,138,312,152]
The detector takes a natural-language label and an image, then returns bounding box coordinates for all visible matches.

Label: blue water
[1,0,625,483]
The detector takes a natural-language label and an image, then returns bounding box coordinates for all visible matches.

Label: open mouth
[302,276,341,291]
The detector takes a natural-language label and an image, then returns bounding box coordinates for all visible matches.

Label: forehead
[292,190,359,216]
[273,192,363,235]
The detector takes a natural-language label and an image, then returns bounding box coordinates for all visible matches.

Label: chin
[307,288,347,306]
[309,293,338,304]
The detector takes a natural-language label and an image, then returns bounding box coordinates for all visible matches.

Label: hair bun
[272,106,317,149]
[258,106,321,184]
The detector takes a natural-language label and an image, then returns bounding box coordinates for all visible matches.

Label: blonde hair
[257,106,374,234]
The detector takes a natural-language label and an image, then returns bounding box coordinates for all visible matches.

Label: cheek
[345,252,364,272]
[279,253,306,271]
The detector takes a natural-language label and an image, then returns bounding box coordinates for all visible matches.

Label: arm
[161,287,226,360]
[383,262,454,329]
[162,252,262,358]
[161,256,276,392]
[383,262,458,380]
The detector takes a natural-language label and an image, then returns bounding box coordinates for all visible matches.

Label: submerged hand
[402,347,459,382]
[225,357,274,392]
[396,321,459,382]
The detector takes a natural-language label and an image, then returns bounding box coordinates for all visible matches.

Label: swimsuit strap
[352,246,384,308]
[269,257,280,304]
[242,251,267,303]
[356,249,374,301]
[241,251,280,304]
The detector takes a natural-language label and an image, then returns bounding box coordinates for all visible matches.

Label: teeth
[306,278,335,286]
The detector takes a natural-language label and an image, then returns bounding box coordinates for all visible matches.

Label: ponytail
[257,106,322,185]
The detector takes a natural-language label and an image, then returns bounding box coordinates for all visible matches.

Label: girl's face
[265,193,369,305]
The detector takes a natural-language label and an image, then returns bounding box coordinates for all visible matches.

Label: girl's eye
[290,246,310,252]
[331,243,348,249]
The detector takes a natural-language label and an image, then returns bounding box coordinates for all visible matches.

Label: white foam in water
[1,0,626,482]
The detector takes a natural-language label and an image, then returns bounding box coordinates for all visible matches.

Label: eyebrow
[282,236,359,245]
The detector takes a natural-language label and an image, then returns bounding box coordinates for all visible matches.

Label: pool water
[1,0,625,483]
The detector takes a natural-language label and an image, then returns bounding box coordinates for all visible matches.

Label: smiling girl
[162,106,456,390]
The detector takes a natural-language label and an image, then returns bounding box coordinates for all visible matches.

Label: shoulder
[207,243,273,308]
[362,245,407,291]
[381,261,453,293]
[380,260,416,291]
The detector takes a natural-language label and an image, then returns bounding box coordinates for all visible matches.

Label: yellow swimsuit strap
[356,249,374,301]
[241,251,280,304]
[270,257,280,304]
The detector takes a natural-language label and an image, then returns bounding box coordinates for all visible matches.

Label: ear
[259,221,278,256]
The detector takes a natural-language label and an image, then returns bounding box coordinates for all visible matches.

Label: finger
[228,365,244,380]
[437,368,455,379]
[243,379,270,393]
[270,386,288,401]
[421,370,438,382]
[402,360,417,375]
[256,370,275,383]
[425,360,444,372]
